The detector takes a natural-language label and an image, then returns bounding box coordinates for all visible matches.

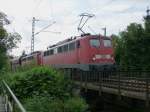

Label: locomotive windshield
[103,39,112,47]
[90,39,100,48]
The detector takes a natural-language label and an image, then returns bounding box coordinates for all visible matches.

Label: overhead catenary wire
[48,0,54,21]
[32,0,43,17]
[34,21,56,36]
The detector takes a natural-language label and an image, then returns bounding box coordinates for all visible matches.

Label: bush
[7,66,72,100]
[24,96,63,112]
[64,97,88,112]
[3,66,88,112]
[24,96,88,112]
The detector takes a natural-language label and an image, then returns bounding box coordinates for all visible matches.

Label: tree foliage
[0,12,21,70]
[112,15,150,69]
[0,28,21,52]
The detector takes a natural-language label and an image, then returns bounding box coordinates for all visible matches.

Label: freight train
[11,33,115,71]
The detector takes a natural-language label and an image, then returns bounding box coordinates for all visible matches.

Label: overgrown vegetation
[3,66,88,112]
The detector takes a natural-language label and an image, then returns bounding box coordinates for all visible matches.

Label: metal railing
[70,70,150,107]
[1,80,26,112]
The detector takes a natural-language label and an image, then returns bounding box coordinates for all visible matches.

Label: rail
[1,80,26,112]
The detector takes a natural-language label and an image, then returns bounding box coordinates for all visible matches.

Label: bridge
[70,70,150,108]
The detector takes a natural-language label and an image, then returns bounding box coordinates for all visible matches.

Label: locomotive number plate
[95,54,102,59]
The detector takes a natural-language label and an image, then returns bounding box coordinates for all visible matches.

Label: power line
[42,31,61,34]
[32,0,43,17]
[34,21,56,36]
[48,0,54,20]
[95,0,117,15]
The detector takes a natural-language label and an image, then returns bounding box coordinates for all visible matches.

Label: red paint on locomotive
[42,34,115,70]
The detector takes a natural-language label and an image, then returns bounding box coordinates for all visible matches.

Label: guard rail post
[145,71,149,109]
[99,71,102,96]
[118,70,121,100]
[85,71,87,92]
[80,71,83,88]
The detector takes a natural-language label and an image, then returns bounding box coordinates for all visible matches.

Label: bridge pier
[145,72,150,112]
[145,100,150,112]
[81,89,105,111]
[145,100,149,110]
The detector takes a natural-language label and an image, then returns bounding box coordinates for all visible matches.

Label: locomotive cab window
[44,51,47,56]
[63,44,68,52]
[90,39,100,48]
[58,46,63,53]
[103,39,112,47]
[69,42,75,51]
[49,49,54,55]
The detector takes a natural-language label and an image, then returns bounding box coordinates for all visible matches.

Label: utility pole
[146,7,150,16]
[30,17,56,53]
[144,7,150,20]
[144,7,150,32]
[145,7,150,19]
[102,27,106,37]
[31,17,39,53]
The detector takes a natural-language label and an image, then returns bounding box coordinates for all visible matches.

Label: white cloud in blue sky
[0,0,149,55]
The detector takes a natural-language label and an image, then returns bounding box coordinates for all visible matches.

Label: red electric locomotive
[10,57,20,70]
[20,51,42,66]
[11,51,42,70]
[42,33,115,71]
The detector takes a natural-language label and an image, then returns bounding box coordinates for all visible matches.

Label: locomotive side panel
[77,37,90,64]
[43,41,79,66]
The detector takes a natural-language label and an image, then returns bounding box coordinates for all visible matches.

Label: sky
[0,0,149,56]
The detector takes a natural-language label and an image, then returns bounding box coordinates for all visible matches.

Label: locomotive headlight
[93,57,96,61]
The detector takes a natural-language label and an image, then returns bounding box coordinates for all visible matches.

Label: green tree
[112,34,122,65]
[0,12,21,71]
[113,11,150,69]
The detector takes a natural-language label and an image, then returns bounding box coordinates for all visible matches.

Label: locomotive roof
[21,51,41,59]
[47,34,111,50]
